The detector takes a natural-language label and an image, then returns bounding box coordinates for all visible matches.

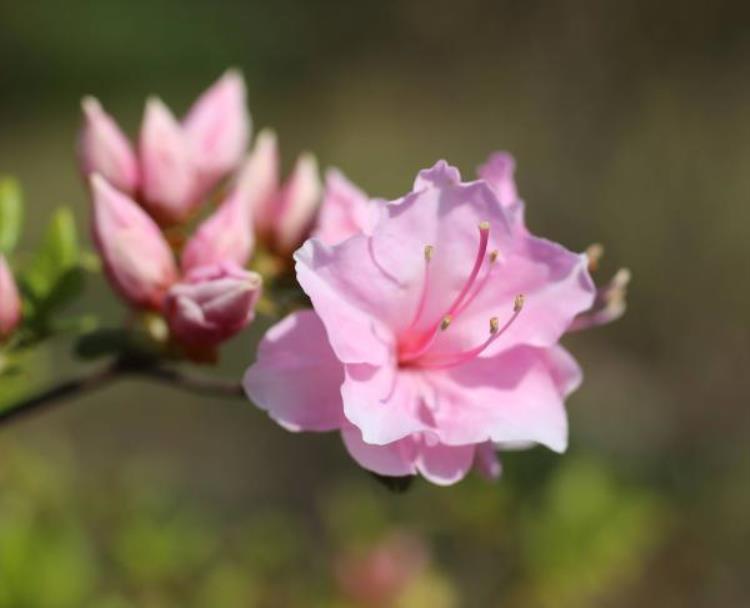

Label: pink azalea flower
[79,71,250,225]
[244,160,596,485]
[238,129,322,256]
[165,262,261,350]
[0,255,22,340]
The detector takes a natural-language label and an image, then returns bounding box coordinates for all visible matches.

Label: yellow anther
[424,245,435,262]
[440,315,453,331]
[479,221,491,231]
[489,249,500,263]
[613,267,632,287]
[514,294,525,312]
[586,243,604,271]
[489,317,499,334]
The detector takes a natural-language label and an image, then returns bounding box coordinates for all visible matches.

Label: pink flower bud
[165,262,261,348]
[237,129,280,238]
[139,97,199,224]
[183,70,250,191]
[78,97,139,194]
[274,153,321,254]
[0,255,22,340]
[90,174,178,309]
[180,181,254,274]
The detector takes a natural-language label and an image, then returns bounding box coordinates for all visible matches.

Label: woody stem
[0,356,244,428]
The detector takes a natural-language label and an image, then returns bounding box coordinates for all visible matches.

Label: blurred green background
[1,1,749,606]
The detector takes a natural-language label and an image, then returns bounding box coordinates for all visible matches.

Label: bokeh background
[1,1,749,606]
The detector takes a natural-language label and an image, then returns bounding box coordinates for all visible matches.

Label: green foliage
[520,458,664,607]
[22,207,84,318]
[0,177,23,255]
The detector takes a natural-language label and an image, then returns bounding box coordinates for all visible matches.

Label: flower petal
[422,345,572,452]
[341,364,430,445]
[314,168,376,246]
[243,310,344,432]
[341,426,418,477]
[415,442,475,486]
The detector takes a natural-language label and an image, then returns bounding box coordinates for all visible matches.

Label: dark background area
[1,1,749,606]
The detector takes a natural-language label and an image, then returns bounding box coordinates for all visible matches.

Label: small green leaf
[0,177,23,254]
[24,207,80,302]
[40,267,86,314]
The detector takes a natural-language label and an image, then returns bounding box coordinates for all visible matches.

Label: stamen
[399,225,492,364]
[586,243,604,272]
[406,244,435,330]
[443,222,491,317]
[416,294,525,369]
[453,249,501,317]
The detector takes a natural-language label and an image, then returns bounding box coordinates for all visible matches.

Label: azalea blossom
[80,71,250,225]
[244,160,596,485]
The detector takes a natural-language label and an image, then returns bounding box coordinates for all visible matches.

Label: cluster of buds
[79,73,322,357]
[0,255,21,342]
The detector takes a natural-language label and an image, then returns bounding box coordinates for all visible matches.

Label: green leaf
[0,177,23,254]
[23,207,81,303]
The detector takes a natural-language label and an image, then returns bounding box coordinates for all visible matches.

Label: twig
[0,358,244,428]
[0,361,122,426]
[128,365,245,398]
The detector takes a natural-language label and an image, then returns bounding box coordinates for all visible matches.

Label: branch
[129,364,245,398]
[0,358,244,428]
[0,361,122,426]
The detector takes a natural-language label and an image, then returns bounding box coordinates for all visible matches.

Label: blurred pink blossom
[244,160,595,485]
[334,532,428,606]
[0,255,22,340]
[165,262,261,350]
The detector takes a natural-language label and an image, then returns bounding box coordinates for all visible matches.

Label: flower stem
[0,357,244,428]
